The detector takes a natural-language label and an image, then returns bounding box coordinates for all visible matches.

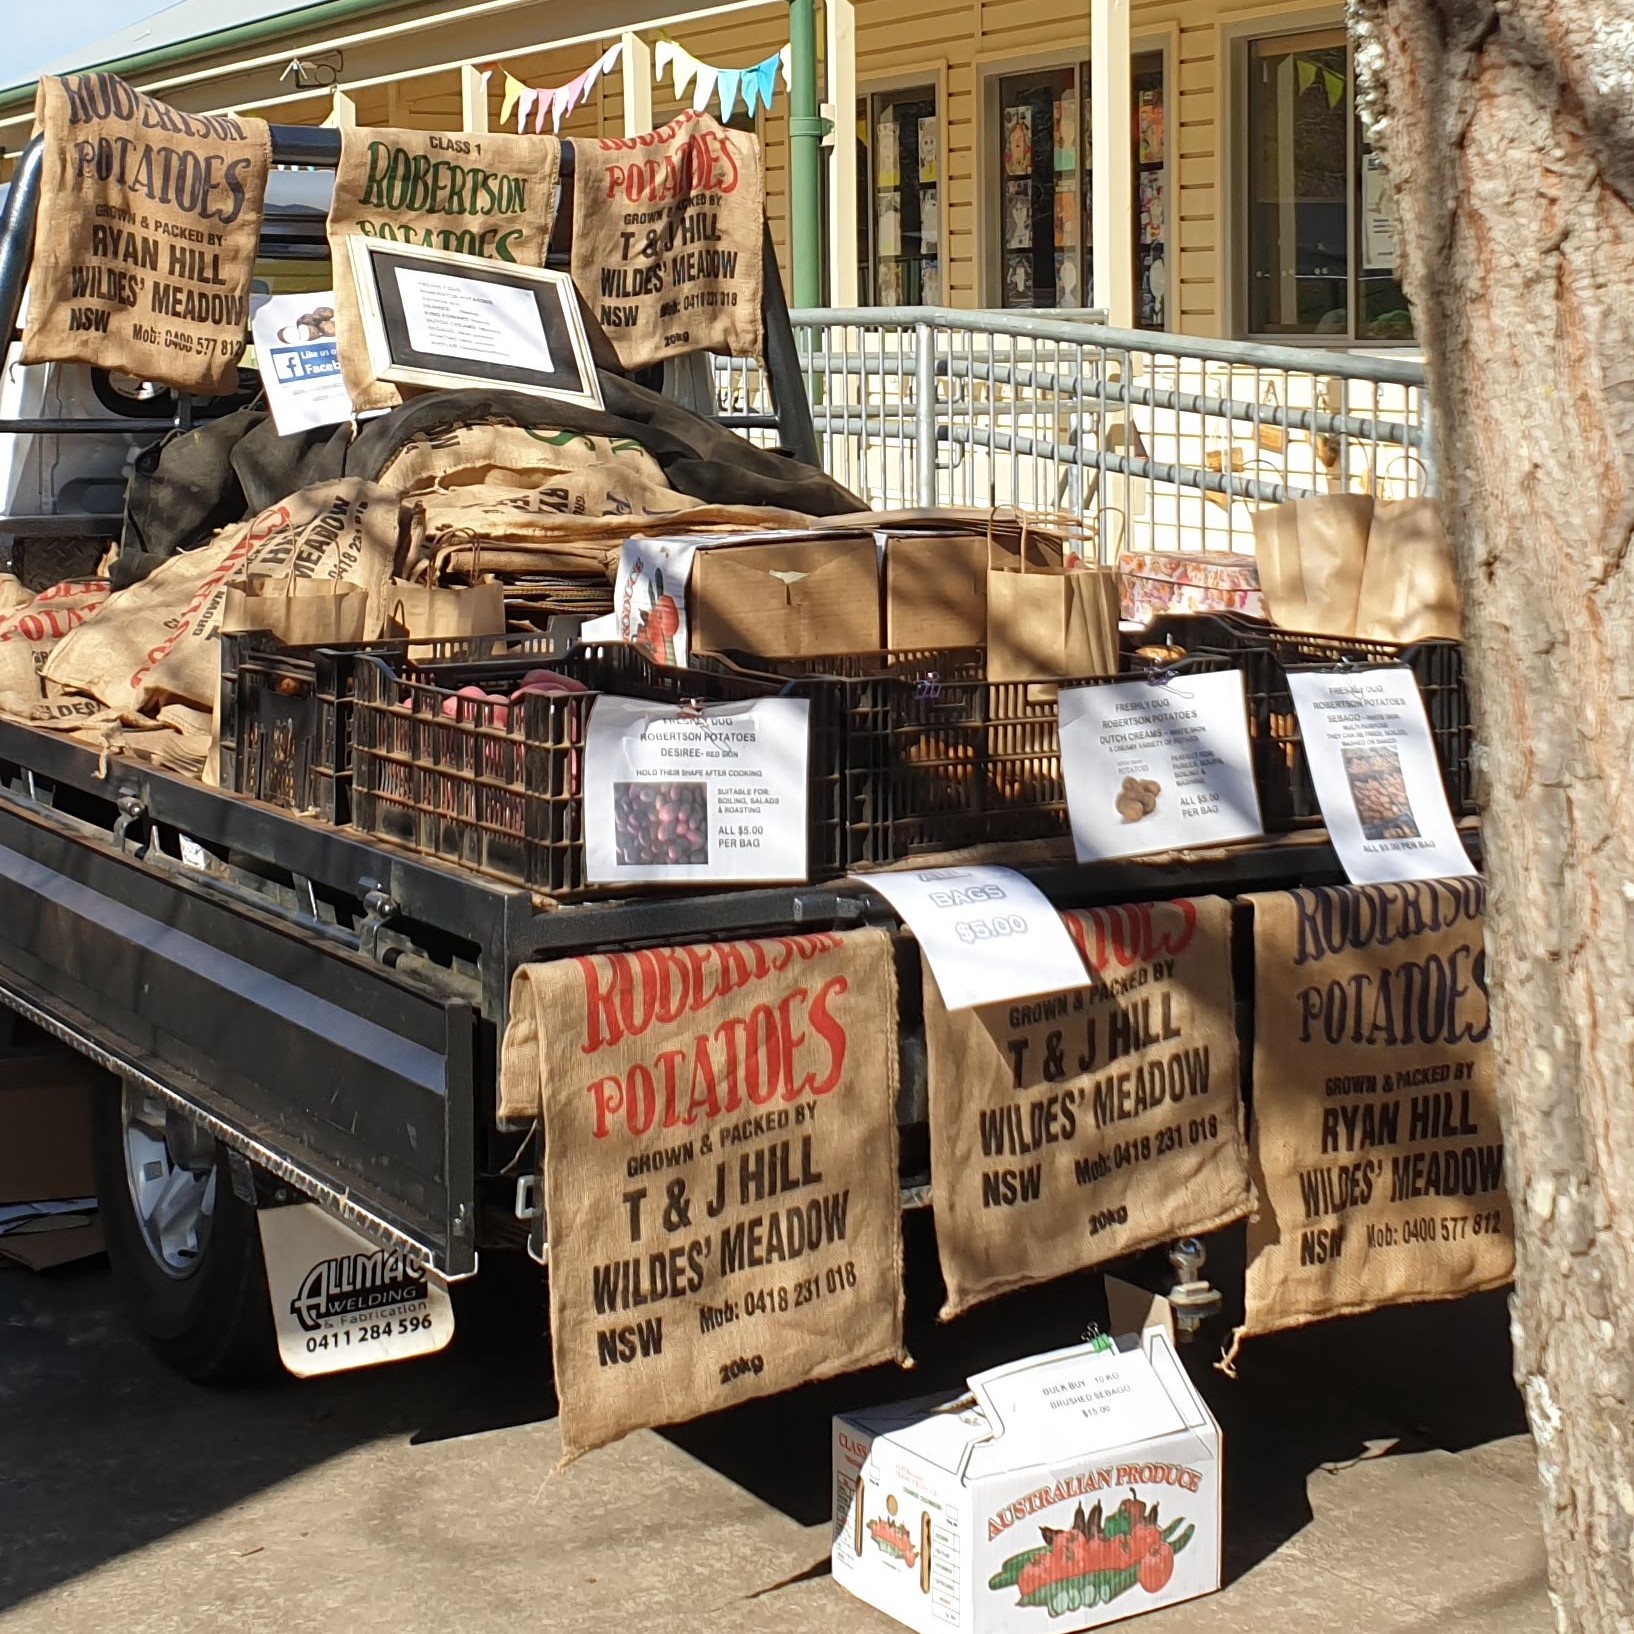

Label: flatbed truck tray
[0,712,1427,1285]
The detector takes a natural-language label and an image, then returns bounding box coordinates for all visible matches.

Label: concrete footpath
[0,1225,1549,1634]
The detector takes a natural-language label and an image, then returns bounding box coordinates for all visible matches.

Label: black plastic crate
[699,649,1070,864]
[1131,613,1473,826]
[348,643,838,897]
[218,630,556,823]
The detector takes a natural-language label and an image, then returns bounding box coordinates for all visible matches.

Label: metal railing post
[914,319,938,507]
[1418,389,1438,496]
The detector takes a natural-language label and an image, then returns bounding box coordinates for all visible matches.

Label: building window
[1133,50,1168,328]
[858,86,939,304]
[993,67,1086,309]
[1243,29,1411,340]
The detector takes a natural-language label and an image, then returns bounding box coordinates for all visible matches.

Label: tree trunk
[1349,2,1634,1626]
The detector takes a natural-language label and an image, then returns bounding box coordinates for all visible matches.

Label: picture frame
[345,237,603,411]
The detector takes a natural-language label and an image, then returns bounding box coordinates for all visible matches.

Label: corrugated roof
[37,0,313,76]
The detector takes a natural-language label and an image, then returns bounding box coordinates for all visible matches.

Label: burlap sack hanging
[21,75,271,395]
[570,110,765,372]
[502,927,908,1462]
[326,125,563,413]
[1233,883,1512,1352]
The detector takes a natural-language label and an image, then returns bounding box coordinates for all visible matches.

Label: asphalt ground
[0,1217,1548,1633]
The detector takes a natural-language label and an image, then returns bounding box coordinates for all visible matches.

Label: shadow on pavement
[0,1211,1525,1613]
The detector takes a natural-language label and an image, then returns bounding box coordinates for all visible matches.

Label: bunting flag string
[485,36,790,135]
[654,39,790,120]
[498,39,624,134]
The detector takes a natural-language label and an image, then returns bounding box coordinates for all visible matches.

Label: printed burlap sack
[1233,883,1512,1352]
[44,481,407,715]
[376,420,699,520]
[22,74,269,394]
[422,504,813,585]
[924,897,1250,1319]
[571,111,764,372]
[327,126,562,413]
[503,927,907,1462]
[0,579,111,716]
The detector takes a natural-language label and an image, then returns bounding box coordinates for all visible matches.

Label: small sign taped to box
[833,1330,1221,1634]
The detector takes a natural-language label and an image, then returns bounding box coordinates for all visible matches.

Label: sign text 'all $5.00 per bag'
[924,896,1250,1319]
[22,74,270,395]
[502,928,907,1462]
[1234,881,1512,1349]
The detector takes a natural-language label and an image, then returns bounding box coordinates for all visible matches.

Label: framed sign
[345,237,603,410]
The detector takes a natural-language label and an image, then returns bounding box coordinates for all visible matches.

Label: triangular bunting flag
[672,45,700,99]
[516,86,537,131]
[501,71,525,126]
[742,69,761,118]
[1296,58,1317,95]
[779,44,792,89]
[716,67,741,121]
[654,39,679,77]
[691,63,719,114]
[758,54,780,108]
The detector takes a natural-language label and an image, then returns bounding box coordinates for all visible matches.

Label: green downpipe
[787,0,824,308]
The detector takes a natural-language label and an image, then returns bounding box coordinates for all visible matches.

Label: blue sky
[0,2,169,90]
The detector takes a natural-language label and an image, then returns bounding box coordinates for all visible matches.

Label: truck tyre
[91,1080,278,1384]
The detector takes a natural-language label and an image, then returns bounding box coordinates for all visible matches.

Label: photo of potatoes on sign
[613,780,709,866]
[1341,746,1420,841]
[1114,775,1162,824]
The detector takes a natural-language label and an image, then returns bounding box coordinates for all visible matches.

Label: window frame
[855,63,948,308]
[1225,9,1414,348]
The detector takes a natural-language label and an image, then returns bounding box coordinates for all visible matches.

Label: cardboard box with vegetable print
[833,1331,1221,1634]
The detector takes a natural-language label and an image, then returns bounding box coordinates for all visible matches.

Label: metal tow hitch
[1168,1237,1223,1341]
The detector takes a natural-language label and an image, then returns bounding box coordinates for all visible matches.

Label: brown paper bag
[1354,498,1461,643]
[326,125,562,413]
[45,480,407,714]
[503,928,907,1461]
[21,75,269,394]
[986,526,1119,681]
[1251,494,1373,637]
[221,576,370,646]
[924,897,1251,1319]
[571,111,765,372]
[1235,883,1512,1347]
[384,578,506,656]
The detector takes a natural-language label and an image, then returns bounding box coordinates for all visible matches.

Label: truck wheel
[91,1080,278,1383]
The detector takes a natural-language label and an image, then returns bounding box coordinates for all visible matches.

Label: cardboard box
[691,533,882,660]
[0,1057,99,1205]
[832,1333,1222,1634]
[884,532,989,651]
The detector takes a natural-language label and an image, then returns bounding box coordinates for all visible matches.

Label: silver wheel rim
[121,1084,217,1279]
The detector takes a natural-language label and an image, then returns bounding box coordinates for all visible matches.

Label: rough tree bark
[1349,1,1634,1626]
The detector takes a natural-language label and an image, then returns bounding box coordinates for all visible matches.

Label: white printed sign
[583,694,810,883]
[397,267,555,371]
[1058,670,1263,861]
[854,865,1088,1010]
[1287,666,1475,884]
[257,1203,454,1379]
[251,292,352,436]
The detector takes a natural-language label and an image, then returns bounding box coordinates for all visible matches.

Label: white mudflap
[258,1203,455,1378]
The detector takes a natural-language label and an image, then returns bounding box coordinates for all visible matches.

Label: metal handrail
[789,305,1428,389]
